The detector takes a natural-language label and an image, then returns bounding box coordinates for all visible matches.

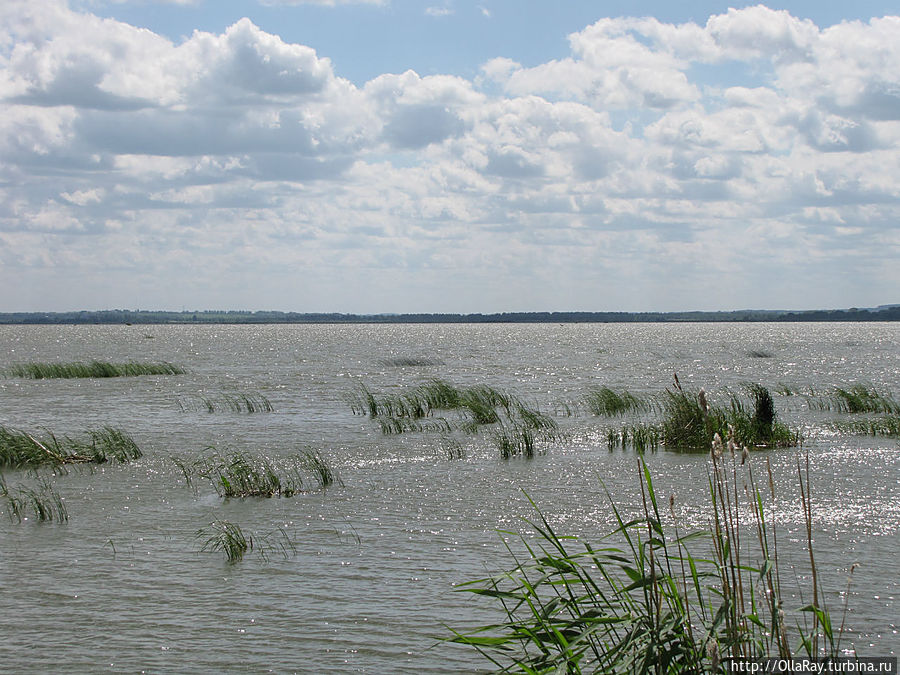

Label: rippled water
[0,322,897,671]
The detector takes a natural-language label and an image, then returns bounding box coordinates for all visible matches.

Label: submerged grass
[6,360,185,379]
[0,425,142,469]
[583,386,650,416]
[173,449,340,496]
[347,379,559,458]
[1,475,68,523]
[178,392,274,413]
[449,449,847,670]
[197,520,296,563]
[832,415,900,436]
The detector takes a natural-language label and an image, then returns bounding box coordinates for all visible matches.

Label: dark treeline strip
[1,305,899,325]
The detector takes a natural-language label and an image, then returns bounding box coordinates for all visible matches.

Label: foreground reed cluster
[5,360,185,379]
[450,442,848,671]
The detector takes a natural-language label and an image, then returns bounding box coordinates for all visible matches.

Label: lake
[0,322,897,671]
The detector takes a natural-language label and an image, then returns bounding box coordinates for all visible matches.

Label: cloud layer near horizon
[1,1,898,311]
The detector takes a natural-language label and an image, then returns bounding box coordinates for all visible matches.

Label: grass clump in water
[449,451,848,670]
[178,392,274,413]
[583,386,649,416]
[300,450,342,489]
[832,415,900,436]
[377,356,443,367]
[0,425,142,469]
[174,450,340,495]
[606,424,661,452]
[6,360,185,379]
[661,377,798,451]
[196,521,296,564]
[832,385,899,414]
[213,453,302,498]
[347,379,558,457]
[1,475,68,523]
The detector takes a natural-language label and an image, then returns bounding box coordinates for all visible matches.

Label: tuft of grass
[197,520,252,563]
[0,425,142,469]
[606,424,661,452]
[300,450,342,489]
[178,392,274,414]
[174,450,340,495]
[832,385,899,414]
[1,475,68,523]
[661,378,798,451]
[348,379,559,456]
[747,349,775,358]
[6,360,185,379]
[377,356,444,367]
[449,451,846,670]
[495,424,538,459]
[583,386,649,416]
[197,520,296,564]
[832,415,900,436]
[214,453,302,498]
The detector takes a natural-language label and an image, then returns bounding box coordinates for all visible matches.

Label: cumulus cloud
[0,1,898,311]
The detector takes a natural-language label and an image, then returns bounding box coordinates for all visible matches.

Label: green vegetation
[348,379,559,458]
[378,356,443,367]
[660,379,798,451]
[0,425,142,469]
[300,450,342,489]
[833,415,900,437]
[1,475,68,523]
[606,424,661,452]
[6,360,185,379]
[173,450,340,496]
[197,520,296,563]
[449,451,846,671]
[178,392,274,413]
[831,385,899,414]
[583,386,650,416]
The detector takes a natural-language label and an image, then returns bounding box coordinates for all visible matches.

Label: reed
[213,453,302,498]
[377,356,443,367]
[178,392,274,413]
[197,520,253,563]
[832,385,899,414]
[6,360,185,379]
[661,379,798,451]
[583,386,648,416]
[174,450,339,495]
[197,520,296,563]
[806,385,900,414]
[832,415,900,436]
[300,450,341,489]
[449,447,845,669]
[495,423,537,459]
[348,379,558,453]
[1,475,68,523]
[0,425,142,468]
[606,424,661,452]
[747,349,775,358]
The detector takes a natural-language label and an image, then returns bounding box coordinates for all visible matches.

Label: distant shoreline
[1,306,898,325]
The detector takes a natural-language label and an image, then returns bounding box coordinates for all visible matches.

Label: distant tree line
[0,306,898,325]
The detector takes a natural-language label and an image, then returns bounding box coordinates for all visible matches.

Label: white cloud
[425,6,453,18]
[1,2,898,311]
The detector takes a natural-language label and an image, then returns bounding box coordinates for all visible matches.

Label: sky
[1,1,899,313]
